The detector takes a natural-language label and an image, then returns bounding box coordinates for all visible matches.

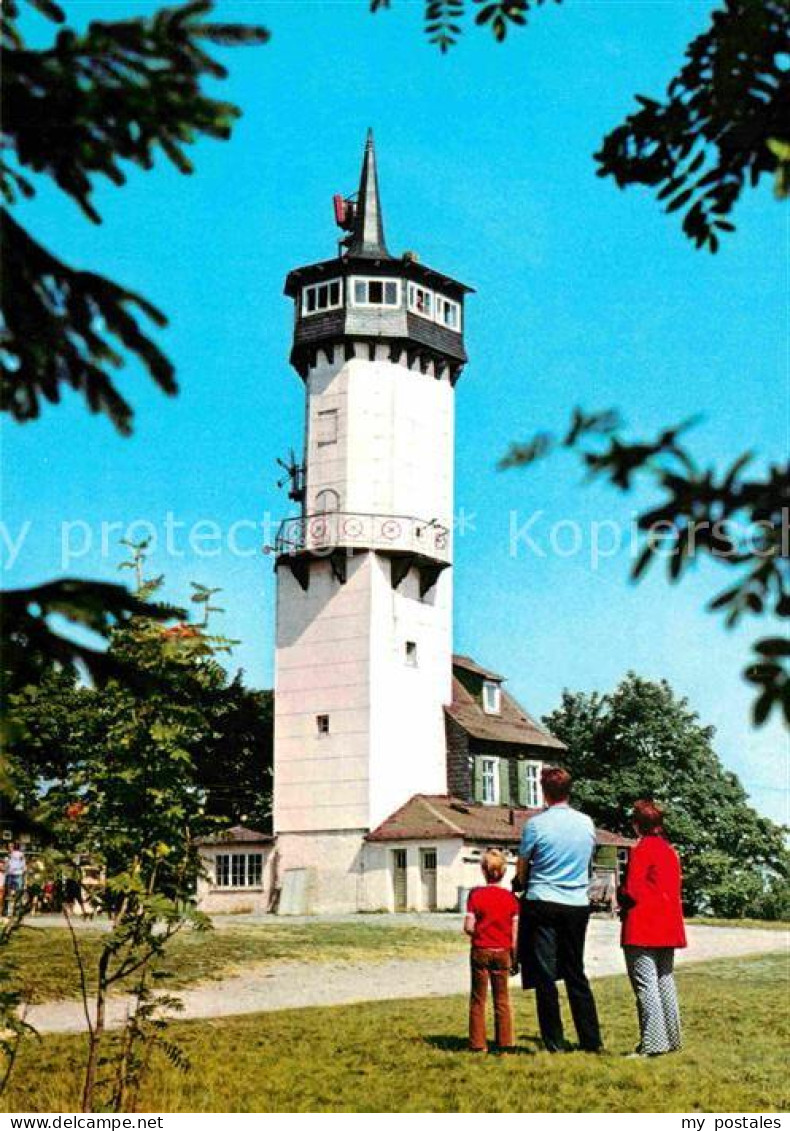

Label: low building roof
[194,825,274,847]
[365,794,634,849]
[448,657,566,751]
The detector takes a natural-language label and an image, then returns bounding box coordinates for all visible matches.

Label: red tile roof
[452,654,505,682]
[365,795,634,848]
[194,825,275,846]
[447,660,566,751]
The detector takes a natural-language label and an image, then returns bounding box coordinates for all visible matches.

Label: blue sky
[4,0,788,823]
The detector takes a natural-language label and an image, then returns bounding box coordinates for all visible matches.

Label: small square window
[405,641,418,667]
[368,280,383,304]
[354,280,366,303]
[316,714,330,735]
[384,281,398,305]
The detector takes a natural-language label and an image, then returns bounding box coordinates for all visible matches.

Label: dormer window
[482,680,501,714]
[302,278,342,316]
[351,278,400,307]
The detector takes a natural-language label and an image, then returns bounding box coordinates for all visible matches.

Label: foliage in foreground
[2,552,260,1110]
[2,953,787,1112]
[545,674,790,918]
[503,412,790,728]
[372,1,789,251]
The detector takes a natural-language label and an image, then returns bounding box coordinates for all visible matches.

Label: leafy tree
[4,551,272,1108]
[372,1,789,249]
[370,2,789,730]
[544,673,789,916]
[0,0,268,709]
[501,413,789,726]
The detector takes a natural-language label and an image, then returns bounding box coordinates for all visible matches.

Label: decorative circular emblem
[342,517,364,539]
[380,519,402,541]
[309,518,328,541]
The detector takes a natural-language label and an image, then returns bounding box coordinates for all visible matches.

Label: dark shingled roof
[194,825,274,847]
[365,795,634,848]
[447,656,566,751]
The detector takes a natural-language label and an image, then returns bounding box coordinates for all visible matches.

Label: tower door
[391,849,408,912]
[420,848,437,912]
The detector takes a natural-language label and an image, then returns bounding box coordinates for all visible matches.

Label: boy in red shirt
[464,847,520,1052]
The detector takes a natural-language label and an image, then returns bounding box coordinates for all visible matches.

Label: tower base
[275,830,367,915]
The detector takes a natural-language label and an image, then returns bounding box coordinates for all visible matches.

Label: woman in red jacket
[619,799,687,1057]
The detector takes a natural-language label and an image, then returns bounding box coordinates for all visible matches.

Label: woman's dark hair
[632,799,665,835]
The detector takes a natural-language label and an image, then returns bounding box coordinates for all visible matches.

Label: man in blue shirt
[517,766,602,1052]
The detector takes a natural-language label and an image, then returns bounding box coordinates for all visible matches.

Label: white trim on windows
[407,282,433,320]
[301,278,343,316]
[482,680,501,715]
[215,852,264,889]
[350,277,401,308]
[481,756,499,805]
[522,760,542,809]
[435,294,461,330]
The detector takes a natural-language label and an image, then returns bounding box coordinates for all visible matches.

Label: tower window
[315,409,338,446]
[316,714,330,735]
[436,294,461,330]
[482,680,501,714]
[407,283,433,319]
[302,278,342,316]
[405,641,418,667]
[351,277,400,308]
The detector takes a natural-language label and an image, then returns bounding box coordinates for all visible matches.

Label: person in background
[464,847,520,1053]
[4,842,27,916]
[517,766,602,1053]
[619,799,687,1058]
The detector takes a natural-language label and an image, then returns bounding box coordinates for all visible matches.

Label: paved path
[28,921,787,1035]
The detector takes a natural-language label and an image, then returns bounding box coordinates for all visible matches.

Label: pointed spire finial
[345,129,390,259]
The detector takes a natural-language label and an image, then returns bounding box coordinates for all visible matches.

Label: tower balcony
[275,511,451,594]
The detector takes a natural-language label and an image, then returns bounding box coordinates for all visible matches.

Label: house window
[407,283,433,319]
[215,853,263,888]
[315,409,338,446]
[482,680,501,714]
[302,278,342,316]
[436,294,461,330]
[520,761,542,809]
[316,714,330,736]
[405,641,418,667]
[481,757,498,805]
[351,277,400,307]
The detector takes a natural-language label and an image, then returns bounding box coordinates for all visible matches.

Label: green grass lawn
[8,921,466,1003]
[687,918,789,931]
[3,952,787,1113]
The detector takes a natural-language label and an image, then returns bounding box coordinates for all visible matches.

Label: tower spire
[345,129,390,259]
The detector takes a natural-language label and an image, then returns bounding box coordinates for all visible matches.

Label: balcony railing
[275,511,451,564]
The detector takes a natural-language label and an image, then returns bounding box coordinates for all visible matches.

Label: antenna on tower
[276,449,305,503]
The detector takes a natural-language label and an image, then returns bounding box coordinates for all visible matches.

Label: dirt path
[29,921,787,1034]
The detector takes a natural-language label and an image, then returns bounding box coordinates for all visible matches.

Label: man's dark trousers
[525,899,601,1052]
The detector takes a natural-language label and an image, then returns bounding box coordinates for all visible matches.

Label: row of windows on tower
[300,277,462,331]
